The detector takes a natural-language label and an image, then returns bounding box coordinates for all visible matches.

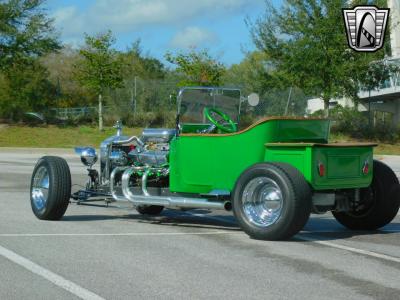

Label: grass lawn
[0,125,142,148]
[0,125,399,155]
[330,133,400,156]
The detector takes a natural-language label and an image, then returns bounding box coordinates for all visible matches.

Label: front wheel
[332,160,400,230]
[232,163,312,240]
[30,156,71,220]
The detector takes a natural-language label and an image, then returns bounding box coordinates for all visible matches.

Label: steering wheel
[204,107,237,133]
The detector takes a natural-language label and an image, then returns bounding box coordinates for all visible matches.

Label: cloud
[170,27,217,49]
[52,6,85,39]
[51,0,261,38]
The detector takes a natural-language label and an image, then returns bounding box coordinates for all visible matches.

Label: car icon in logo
[343,6,389,52]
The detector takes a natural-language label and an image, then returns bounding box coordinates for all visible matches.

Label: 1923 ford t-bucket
[30,87,400,240]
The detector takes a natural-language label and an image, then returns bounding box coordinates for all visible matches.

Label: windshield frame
[176,87,242,126]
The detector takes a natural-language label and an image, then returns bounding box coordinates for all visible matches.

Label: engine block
[128,149,168,167]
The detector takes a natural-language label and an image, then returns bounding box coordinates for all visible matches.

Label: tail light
[318,162,325,177]
[362,161,369,175]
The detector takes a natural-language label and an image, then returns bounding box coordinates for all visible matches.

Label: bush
[327,106,399,143]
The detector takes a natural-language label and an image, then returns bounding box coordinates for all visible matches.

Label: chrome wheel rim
[242,177,283,227]
[31,166,49,211]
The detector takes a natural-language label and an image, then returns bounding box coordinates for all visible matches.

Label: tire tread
[30,156,71,220]
[332,160,400,230]
[233,162,311,240]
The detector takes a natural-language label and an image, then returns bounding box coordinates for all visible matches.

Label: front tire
[233,163,311,240]
[30,156,71,220]
[332,160,400,230]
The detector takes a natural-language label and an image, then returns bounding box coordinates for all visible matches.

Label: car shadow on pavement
[62,209,241,232]
[130,214,240,231]
[62,204,399,239]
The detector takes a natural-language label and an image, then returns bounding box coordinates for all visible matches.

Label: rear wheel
[233,163,311,240]
[30,156,71,220]
[136,205,164,215]
[332,160,400,230]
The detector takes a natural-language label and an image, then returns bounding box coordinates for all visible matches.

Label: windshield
[178,87,241,124]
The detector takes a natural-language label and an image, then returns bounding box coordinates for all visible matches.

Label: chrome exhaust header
[110,166,129,201]
[112,167,229,210]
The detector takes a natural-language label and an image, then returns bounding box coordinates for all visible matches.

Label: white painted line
[0,244,104,300]
[186,212,400,263]
[297,235,400,263]
[0,231,238,237]
[301,230,399,233]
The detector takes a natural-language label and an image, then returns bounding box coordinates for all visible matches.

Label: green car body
[170,118,374,194]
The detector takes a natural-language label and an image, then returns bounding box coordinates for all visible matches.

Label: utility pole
[284,87,293,116]
[134,76,137,115]
[368,89,372,128]
[99,93,103,131]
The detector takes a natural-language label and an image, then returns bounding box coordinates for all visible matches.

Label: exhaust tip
[224,201,232,211]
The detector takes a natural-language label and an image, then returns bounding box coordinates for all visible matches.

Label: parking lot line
[0,231,238,237]
[297,235,400,263]
[0,244,104,300]
[301,229,399,233]
[187,212,400,263]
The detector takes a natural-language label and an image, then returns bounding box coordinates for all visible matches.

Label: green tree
[0,0,59,120]
[74,31,124,130]
[42,46,95,108]
[119,40,166,113]
[0,0,59,69]
[224,51,307,118]
[123,40,165,80]
[0,60,57,120]
[165,49,225,87]
[251,0,389,116]
[224,51,270,95]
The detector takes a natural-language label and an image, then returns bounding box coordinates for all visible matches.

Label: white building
[388,0,400,57]
[306,97,367,114]
[307,1,400,127]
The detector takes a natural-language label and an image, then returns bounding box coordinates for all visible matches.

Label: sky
[45,0,270,66]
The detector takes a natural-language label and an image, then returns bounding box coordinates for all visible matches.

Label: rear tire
[232,163,311,240]
[30,156,71,220]
[136,205,164,215]
[332,160,400,230]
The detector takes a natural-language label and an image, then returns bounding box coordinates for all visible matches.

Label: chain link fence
[44,78,400,142]
[49,78,310,128]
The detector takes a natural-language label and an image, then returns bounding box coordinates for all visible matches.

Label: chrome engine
[128,149,168,166]
[97,126,175,196]
[97,125,175,181]
[73,122,229,211]
[127,128,175,167]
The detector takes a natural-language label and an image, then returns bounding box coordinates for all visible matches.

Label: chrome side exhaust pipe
[110,166,129,201]
[117,167,229,210]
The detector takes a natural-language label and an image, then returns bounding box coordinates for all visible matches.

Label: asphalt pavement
[0,148,399,300]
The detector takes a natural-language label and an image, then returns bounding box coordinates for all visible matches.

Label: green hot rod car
[30,87,400,240]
